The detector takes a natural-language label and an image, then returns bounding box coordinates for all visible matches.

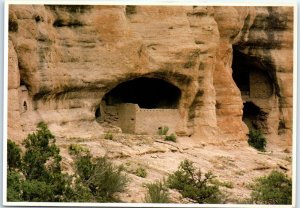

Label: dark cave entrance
[96,77,182,134]
[232,49,273,98]
[242,102,267,131]
[232,48,274,133]
[232,49,250,95]
[95,106,101,121]
[103,77,181,109]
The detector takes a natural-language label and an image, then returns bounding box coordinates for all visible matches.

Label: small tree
[250,171,292,204]
[22,122,62,181]
[7,140,22,170]
[7,123,73,202]
[7,124,128,202]
[21,179,53,202]
[7,170,23,201]
[167,159,222,203]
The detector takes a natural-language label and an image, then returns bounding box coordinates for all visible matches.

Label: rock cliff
[8,5,293,146]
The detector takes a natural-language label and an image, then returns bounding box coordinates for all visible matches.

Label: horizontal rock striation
[8,5,293,146]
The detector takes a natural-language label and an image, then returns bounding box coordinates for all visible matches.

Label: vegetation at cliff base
[165,133,177,142]
[249,170,292,204]
[158,126,169,135]
[7,139,21,170]
[7,123,128,202]
[248,129,267,151]
[7,124,292,204]
[167,159,223,203]
[73,152,128,202]
[134,167,147,178]
[144,180,171,203]
[7,122,72,202]
[158,126,177,142]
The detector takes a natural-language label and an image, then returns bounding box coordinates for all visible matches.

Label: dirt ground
[56,133,292,204]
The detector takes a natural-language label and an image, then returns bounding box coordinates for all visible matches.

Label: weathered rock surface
[8,5,293,146]
[56,133,292,203]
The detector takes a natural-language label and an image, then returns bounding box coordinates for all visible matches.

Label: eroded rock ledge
[8,5,293,147]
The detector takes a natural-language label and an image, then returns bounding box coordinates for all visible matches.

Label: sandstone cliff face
[8,5,293,146]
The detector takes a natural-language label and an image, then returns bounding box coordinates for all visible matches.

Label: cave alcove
[242,102,267,131]
[103,77,181,109]
[232,48,274,98]
[95,77,182,134]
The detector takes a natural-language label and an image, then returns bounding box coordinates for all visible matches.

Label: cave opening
[95,106,101,121]
[232,49,273,98]
[232,49,250,95]
[242,102,267,131]
[103,77,181,109]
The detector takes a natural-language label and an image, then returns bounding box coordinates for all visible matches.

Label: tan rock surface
[56,133,292,203]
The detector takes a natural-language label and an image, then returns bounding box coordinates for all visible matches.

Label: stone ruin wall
[135,107,180,135]
[7,5,293,146]
[98,103,180,135]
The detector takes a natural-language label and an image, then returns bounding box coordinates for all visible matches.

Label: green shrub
[7,123,73,202]
[7,140,22,170]
[250,171,292,204]
[67,178,94,202]
[165,134,177,142]
[20,174,72,202]
[85,157,128,202]
[21,179,53,202]
[22,123,73,201]
[7,123,128,203]
[167,159,222,203]
[135,167,147,178]
[104,132,114,140]
[68,144,89,156]
[75,154,94,181]
[211,178,234,189]
[248,129,267,151]
[144,180,171,203]
[7,170,23,201]
[158,126,169,135]
[74,155,128,202]
[22,122,62,180]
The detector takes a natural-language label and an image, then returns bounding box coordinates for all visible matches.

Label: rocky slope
[56,133,292,203]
